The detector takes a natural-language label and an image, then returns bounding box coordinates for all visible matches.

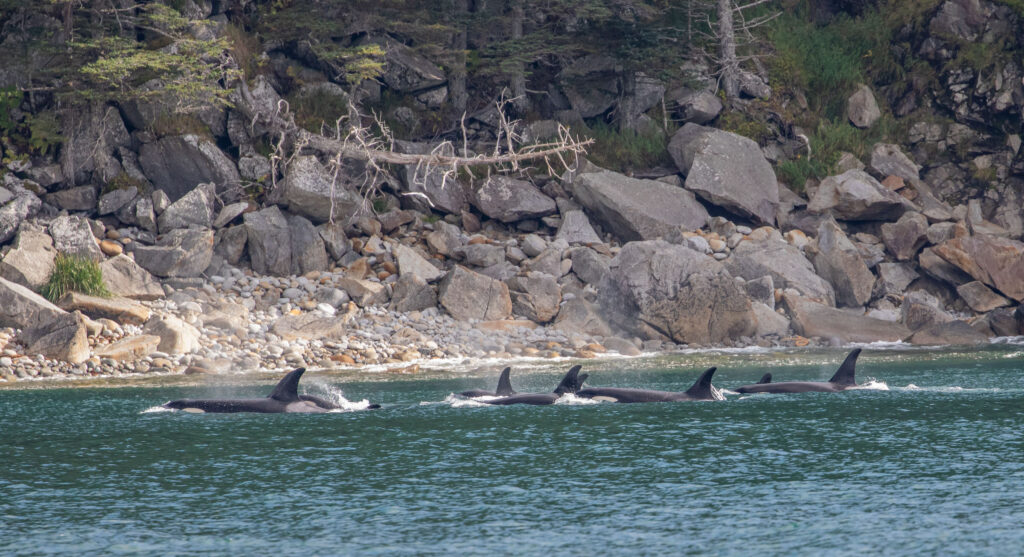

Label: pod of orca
[159,348,867,413]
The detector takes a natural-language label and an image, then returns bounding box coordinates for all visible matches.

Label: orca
[574,367,719,403]
[480,365,583,406]
[162,368,380,413]
[757,373,772,384]
[459,367,516,398]
[732,348,862,394]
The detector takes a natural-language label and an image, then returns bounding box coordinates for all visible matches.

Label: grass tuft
[41,254,112,303]
[583,120,675,173]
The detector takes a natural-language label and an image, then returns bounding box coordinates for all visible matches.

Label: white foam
[554,393,599,405]
[309,383,377,412]
[140,406,174,413]
[850,379,889,391]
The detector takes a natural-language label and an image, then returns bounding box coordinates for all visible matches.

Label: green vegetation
[41,255,112,303]
[286,87,352,133]
[718,112,771,144]
[584,120,674,174]
[776,117,896,190]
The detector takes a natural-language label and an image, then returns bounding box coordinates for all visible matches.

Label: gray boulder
[0,276,65,330]
[135,197,157,233]
[553,298,613,337]
[569,247,610,286]
[744,275,775,309]
[507,273,562,323]
[48,215,103,262]
[47,186,97,212]
[438,266,513,321]
[726,238,836,306]
[918,247,973,286]
[598,240,756,344]
[99,255,164,300]
[132,228,214,278]
[572,171,709,241]
[0,193,42,244]
[902,290,954,331]
[213,201,249,228]
[873,262,919,299]
[675,90,723,124]
[674,128,779,225]
[473,176,556,223]
[848,84,881,128]
[390,273,438,313]
[0,222,55,290]
[932,235,1024,301]
[281,155,364,223]
[957,281,1011,313]
[244,206,292,276]
[425,220,464,256]
[158,183,214,232]
[555,209,603,245]
[138,135,241,201]
[288,214,329,275]
[811,217,875,307]
[869,143,921,182]
[98,187,138,216]
[271,313,348,342]
[783,293,910,343]
[143,315,201,354]
[393,243,444,282]
[318,222,351,261]
[60,103,129,186]
[19,310,90,364]
[375,37,446,93]
[336,278,388,307]
[752,302,791,337]
[808,169,906,221]
[458,243,505,268]
[881,212,929,260]
[394,141,471,214]
[214,225,248,265]
[908,320,988,345]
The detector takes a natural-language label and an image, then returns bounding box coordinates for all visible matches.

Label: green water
[2,346,1023,555]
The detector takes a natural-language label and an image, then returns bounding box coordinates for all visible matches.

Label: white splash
[446,393,493,408]
[852,379,889,391]
[312,384,376,412]
[140,406,174,414]
[554,393,599,405]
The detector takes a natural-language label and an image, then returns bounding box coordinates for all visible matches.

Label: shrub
[41,255,112,303]
[584,120,675,173]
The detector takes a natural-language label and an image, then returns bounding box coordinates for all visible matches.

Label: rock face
[751,302,790,337]
[281,155,363,223]
[138,134,241,201]
[672,128,779,225]
[598,241,756,344]
[48,215,103,262]
[848,84,881,128]
[438,266,513,321]
[0,276,65,329]
[507,273,562,323]
[132,228,214,278]
[726,237,836,305]
[881,212,929,261]
[808,169,906,221]
[143,315,201,355]
[811,218,874,307]
[0,222,56,290]
[571,171,709,241]
[18,310,90,364]
[783,293,910,343]
[932,235,1024,301]
[99,255,164,300]
[473,176,556,223]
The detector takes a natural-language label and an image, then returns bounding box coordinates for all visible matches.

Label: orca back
[268,368,305,402]
[553,365,583,395]
[684,367,717,399]
[828,349,861,386]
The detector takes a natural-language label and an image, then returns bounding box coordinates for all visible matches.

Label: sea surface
[2,345,1023,555]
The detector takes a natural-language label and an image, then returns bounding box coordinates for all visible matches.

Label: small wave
[851,379,889,391]
[719,389,740,396]
[554,393,599,405]
[140,406,174,413]
[310,384,378,412]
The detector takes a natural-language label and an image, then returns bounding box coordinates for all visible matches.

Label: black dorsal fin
[495,367,515,396]
[828,349,861,386]
[578,373,589,389]
[553,365,582,395]
[684,367,717,399]
[757,373,772,384]
[268,368,305,401]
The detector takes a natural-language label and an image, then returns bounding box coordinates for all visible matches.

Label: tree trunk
[449,0,469,123]
[718,0,739,99]
[509,0,529,114]
[616,69,638,132]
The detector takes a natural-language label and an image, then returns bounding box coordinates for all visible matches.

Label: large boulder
[336,277,388,307]
[807,169,906,221]
[157,183,214,232]
[138,135,241,201]
[0,193,41,245]
[674,90,723,125]
[473,176,556,223]
[393,141,471,214]
[873,262,919,299]
[271,313,348,341]
[555,209,603,245]
[552,298,613,337]
[132,228,214,278]
[244,206,292,276]
[0,222,56,290]
[56,292,151,325]
[811,218,874,307]
[671,127,779,225]
[47,186,97,212]
[783,293,910,343]
[726,236,836,305]
[752,301,791,337]
[99,255,164,300]
[48,215,103,262]
[287,214,329,275]
[908,320,988,345]
[393,243,444,282]
[93,335,161,362]
[569,247,610,286]
[571,171,709,241]
[98,187,138,216]
[869,143,921,182]
[374,37,446,93]
[957,281,1011,313]
[598,241,756,344]
[0,276,65,330]
[881,212,929,261]
[143,315,201,355]
[389,273,437,313]
[932,235,1024,301]
[60,103,129,186]
[18,310,90,364]
[507,272,562,324]
[902,290,954,331]
[281,155,364,223]
[848,84,881,128]
[438,266,513,321]
[918,246,973,286]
